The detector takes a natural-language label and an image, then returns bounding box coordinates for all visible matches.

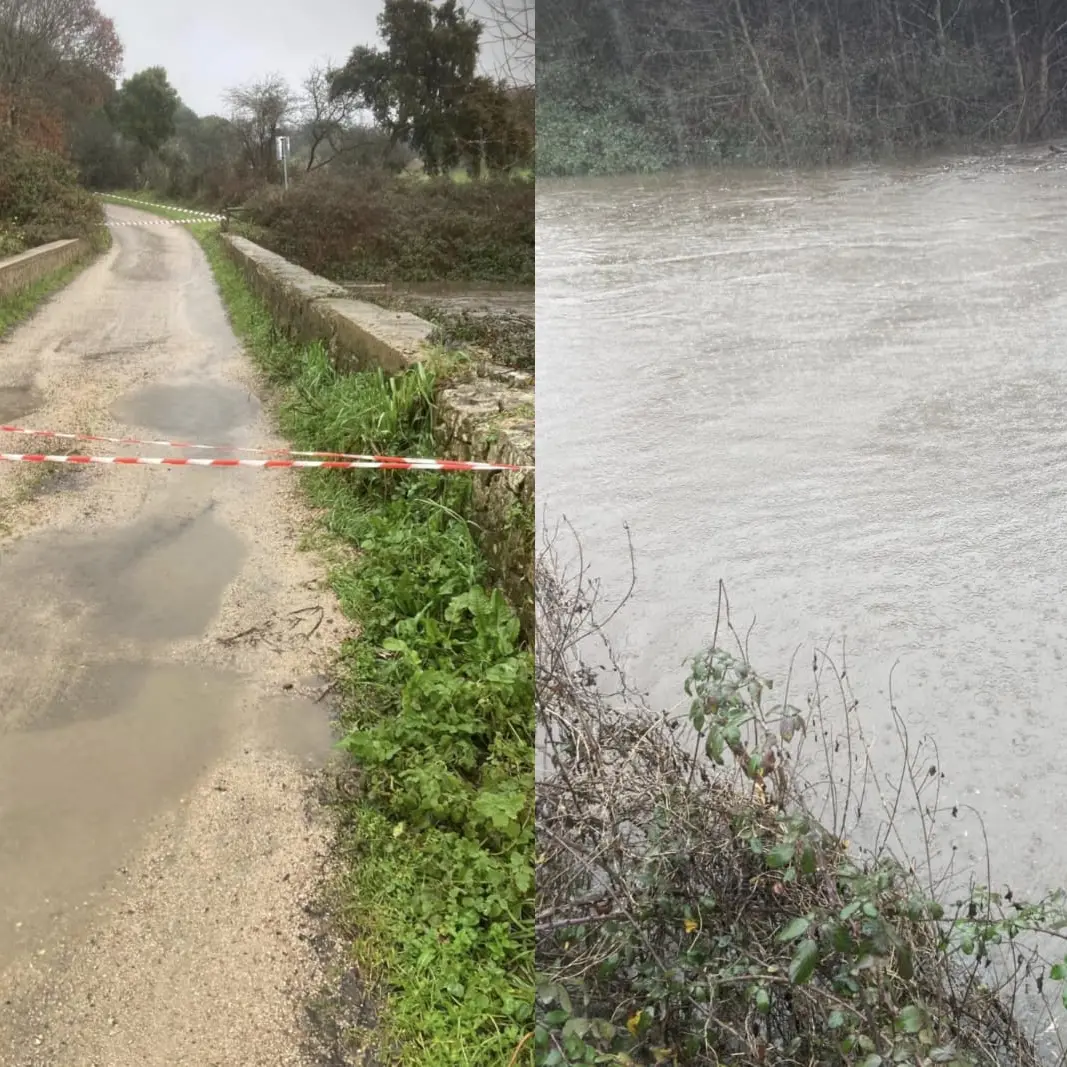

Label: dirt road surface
[0,204,348,1065]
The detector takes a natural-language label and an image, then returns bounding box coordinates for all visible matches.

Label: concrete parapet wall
[0,239,90,299]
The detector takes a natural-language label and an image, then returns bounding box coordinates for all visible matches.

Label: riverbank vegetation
[536,531,1067,1065]
[539,0,1067,174]
[197,230,534,1066]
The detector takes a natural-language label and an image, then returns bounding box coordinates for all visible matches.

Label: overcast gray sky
[97,0,532,118]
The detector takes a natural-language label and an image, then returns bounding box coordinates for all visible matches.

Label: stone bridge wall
[219,235,534,637]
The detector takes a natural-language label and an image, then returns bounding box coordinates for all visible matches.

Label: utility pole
[276,135,291,190]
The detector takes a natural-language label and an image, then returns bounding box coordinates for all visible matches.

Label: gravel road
[0,204,347,1065]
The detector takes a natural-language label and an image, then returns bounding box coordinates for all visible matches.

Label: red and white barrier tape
[109,220,215,227]
[0,453,529,473]
[0,423,519,468]
[105,195,225,221]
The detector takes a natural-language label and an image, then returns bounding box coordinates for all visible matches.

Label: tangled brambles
[535,525,1067,1066]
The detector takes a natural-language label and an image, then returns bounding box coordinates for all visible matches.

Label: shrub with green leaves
[537,60,672,177]
[236,171,533,284]
[0,135,107,250]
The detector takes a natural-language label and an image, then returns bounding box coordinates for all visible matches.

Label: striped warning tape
[105,194,224,221]
[0,423,510,467]
[109,220,215,227]
[0,453,528,473]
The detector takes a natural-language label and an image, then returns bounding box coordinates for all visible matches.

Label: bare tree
[0,0,122,131]
[475,0,534,85]
[224,73,292,181]
[298,62,360,172]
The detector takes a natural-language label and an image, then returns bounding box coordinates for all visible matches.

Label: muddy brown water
[536,147,1067,897]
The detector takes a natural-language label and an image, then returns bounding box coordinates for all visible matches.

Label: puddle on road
[0,663,337,960]
[0,661,235,956]
[112,381,260,441]
[5,503,245,641]
[259,690,337,765]
[0,385,41,424]
[111,241,171,283]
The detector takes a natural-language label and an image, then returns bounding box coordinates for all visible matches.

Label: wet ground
[537,145,1067,898]
[0,203,347,1064]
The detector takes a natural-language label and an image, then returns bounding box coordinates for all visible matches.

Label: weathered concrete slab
[318,298,434,374]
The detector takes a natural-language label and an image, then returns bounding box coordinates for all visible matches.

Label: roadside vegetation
[0,139,109,256]
[539,0,1067,174]
[0,0,117,253]
[233,174,533,285]
[196,229,534,1066]
[536,534,1067,1066]
[0,139,111,334]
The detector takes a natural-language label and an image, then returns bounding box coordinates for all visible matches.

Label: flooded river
[536,148,1067,895]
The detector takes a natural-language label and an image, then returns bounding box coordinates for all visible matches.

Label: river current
[537,148,1067,893]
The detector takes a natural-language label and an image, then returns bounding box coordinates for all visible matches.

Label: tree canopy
[111,65,179,155]
[329,0,517,174]
[0,0,122,149]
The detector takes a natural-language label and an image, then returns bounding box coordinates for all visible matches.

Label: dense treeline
[539,0,1067,173]
[0,0,534,277]
[0,0,117,251]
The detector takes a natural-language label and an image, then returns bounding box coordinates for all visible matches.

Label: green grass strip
[193,228,535,1066]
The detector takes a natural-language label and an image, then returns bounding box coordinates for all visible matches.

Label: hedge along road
[0,202,345,1065]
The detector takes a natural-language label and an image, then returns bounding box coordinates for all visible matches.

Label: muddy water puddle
[0,662,235,955]
[0,384,41,424]
[0,661,334,958]
[112,380,261,441]
[4,503,245,641]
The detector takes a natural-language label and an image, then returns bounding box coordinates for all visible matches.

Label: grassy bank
[536,548,1067,1066]
[194,229,535,1066]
